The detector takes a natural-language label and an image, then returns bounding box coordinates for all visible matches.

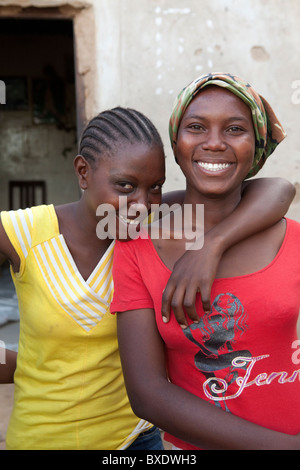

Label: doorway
[0,17,79,211]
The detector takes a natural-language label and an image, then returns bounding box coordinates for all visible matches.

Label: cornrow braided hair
[79,107,164,166]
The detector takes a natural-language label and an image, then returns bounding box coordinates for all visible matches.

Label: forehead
[184,85,252,120]
[99,140,165,177]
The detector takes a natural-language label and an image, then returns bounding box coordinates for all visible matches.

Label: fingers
[162,282,189,328]
[161,284,175,324]
[161,281,203,329]
[199,287,211,315]
[169,286,198,329]
[161,278,212,328]
[177,286,200,327]
[199,274,214,314]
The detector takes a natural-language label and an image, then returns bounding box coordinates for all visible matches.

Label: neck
[56,198,110,249]
[183,186,242,233]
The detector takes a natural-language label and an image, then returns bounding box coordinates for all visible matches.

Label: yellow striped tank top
[1,205,150,449]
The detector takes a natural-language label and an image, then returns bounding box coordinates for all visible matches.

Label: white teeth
[197,162,231,171]
[119,214,139,225]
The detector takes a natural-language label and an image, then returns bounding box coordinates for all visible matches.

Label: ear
[74,155,90,190]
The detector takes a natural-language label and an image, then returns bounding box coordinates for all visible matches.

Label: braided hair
[79,107,164,167]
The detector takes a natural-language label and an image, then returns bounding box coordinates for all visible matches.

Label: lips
[196,161,233,172]
[118,214,140,225]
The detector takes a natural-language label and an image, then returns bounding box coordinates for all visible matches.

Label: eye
[227,126,245,134]
[188,123,205,131]
[117,182,135,192]
[151,183,164,193]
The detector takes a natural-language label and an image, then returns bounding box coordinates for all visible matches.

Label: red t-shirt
[111,218,300,450]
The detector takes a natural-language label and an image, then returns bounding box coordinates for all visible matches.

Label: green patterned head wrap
[169,72,286,178]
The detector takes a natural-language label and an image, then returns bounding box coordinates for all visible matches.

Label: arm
[161,177,295,326]
[0,219,20,382]
[161,189,185,206]
[117,308,300,450]
[0,219,20,272]
[0,348,17,383]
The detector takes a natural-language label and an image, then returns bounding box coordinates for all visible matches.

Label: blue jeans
[127,426,164,450]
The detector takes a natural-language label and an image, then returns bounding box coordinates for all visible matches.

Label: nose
[128,190,150,218]
[202,128,227,152]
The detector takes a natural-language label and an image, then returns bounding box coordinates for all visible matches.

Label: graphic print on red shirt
[182,292,252,413]
[111,218,300,450]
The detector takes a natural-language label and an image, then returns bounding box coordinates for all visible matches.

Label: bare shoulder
[217,218,287,278]
[262,217,287,246]
[161,190,185,206]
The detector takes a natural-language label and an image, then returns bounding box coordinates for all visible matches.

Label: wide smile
[195,161,233,173]
[118,214,140,225]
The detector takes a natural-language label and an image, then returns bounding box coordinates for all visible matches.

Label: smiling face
[76,140,165,240]
[173,86,256,200]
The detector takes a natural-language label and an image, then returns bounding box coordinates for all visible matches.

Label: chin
[114,226,142,242]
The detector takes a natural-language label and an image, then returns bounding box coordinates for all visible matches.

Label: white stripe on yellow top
[8,207,115,332]
[47,237,108,315]
[32,239,115,332]
[9,208,33,258]
[33,248,96,332]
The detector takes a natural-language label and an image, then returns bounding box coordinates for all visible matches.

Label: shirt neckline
[145,218,289,282]
[49,204,115,289]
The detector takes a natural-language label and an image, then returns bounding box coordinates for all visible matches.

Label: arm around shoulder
[161,177,295,324]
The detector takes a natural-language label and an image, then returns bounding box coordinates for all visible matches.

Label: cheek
[89,186,120,216]
[150,191,163,205]
[237,137,256,163]
[175,138,191,157]
[236,142,256,179]
[174,141,192,170]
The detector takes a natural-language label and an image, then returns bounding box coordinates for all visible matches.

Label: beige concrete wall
[91,0,300,221]
[0,0,299,219]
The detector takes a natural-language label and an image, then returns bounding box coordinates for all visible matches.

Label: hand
[161,236,222,328]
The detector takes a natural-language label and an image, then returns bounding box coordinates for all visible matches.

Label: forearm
[118,309,298,450]
[132,374,297,450]
[206,177,295,253]
[0,348,17,383]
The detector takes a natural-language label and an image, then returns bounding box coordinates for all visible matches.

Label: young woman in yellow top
[0,106,295,449]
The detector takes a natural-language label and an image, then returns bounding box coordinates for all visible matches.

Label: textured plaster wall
[92,0,300,221]
[0,0,299,218]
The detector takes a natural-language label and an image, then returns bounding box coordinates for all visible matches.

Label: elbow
[125,380,166,424]
[288,181,296,202]
[278,178,296,204]
[127,388,156,422]
[130,401,147,421]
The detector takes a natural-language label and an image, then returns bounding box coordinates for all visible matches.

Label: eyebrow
[110,172,165,183]
[224,116,251,123]
[183,114,250,122]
